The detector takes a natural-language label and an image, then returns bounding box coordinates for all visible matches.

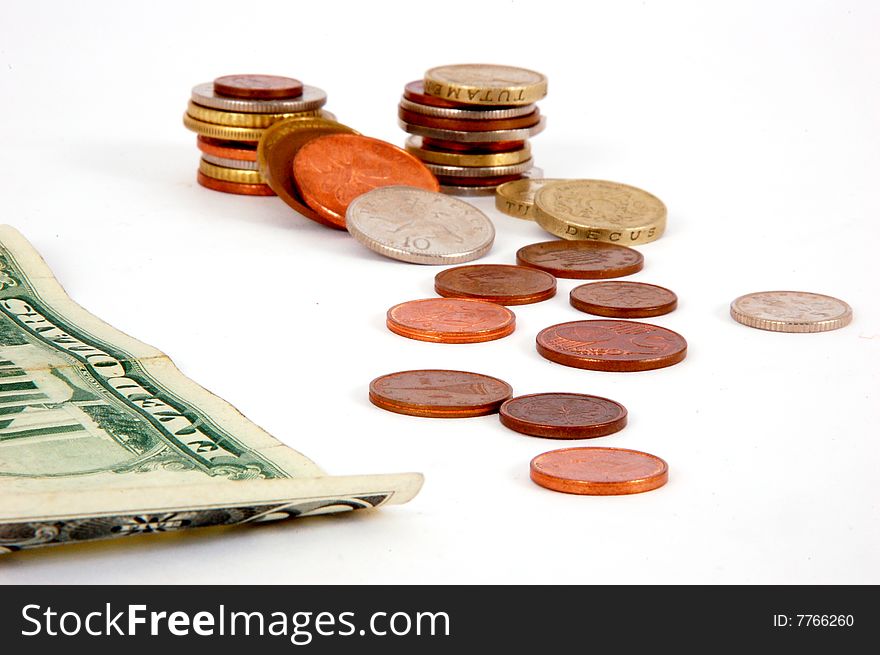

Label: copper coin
[570,281,678,318]
[536,319,686,372]
[398,107,541,132]
[435,174,523,187]
[387,298,515,344]
[530,447,668,495]
[500,393,627,439]
[213,74,303,100]
[196,171,275,196]
[369,369,513,418]
[404,80,485,109]
[292,134,439,227]
[516,240,644,279]
[434,265,556,305]
[422,138,526,153]
[197,136,258,162]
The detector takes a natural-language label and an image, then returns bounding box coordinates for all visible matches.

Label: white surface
[0,0,877,584]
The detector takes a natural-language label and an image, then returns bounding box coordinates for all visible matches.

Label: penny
[387,298,515,344]
[422,138,526,152]
[730,291,853,333]
[495,178,564,220]
[435,173,524,187]
[197,136,258,162]
[369,369,513,418]
[293,134,439,227]
[192,82,327,114]
[570,281,678,318]
[406,136,531,167]
[516,240,644,279]
[434,264,556,305]
[399,97,536,120]
[534,179,666,246]
[424,64,548,106]
[200,153,260,171]
[423,159,534,179]
[213,74,303,100]
[398,107,542,132]
[536,320,687,372]
[196,171,275,196]
[346,186,495,265]
[257,116,359,230]
[530,447,668,495]
[500,393,627,439]
[399,117,546,143]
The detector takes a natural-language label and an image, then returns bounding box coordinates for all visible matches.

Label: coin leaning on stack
[398,64,548,196]
[183,74,333,195]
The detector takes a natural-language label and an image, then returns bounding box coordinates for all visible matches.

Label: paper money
[0,226,422,552]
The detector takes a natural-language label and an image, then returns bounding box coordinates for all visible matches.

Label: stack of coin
[399,64,548,196]
[183,74,333,195]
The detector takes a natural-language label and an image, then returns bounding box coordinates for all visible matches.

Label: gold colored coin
[495,178,564,221]
[424,64,547,106]
[184,113,265,141]
[199,158,266,184]
[186,101,328,128]
[405,136,530,167]
[534,179,666,245]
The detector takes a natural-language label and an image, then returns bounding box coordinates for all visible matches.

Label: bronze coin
[536,319,687,372]
[197,136,258,162]
[516,240,644,279]
[213,74,303,100]
[435,174,524,187]
[398,107,541,132]
[570,281,678,318]
[196,171,275,196]
[434,264,556,305]
[404,80,482,109]
[369,369,513,418]
[500,393,627,439]
[387,298,515,344]
[422,138,526,153]
[530,447,668,495]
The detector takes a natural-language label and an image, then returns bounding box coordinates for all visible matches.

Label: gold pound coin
[424,64,547,106]
[495,178,563,220]
[199,158,266,184]
[186,101,328,128]
[534,179,666,245]
[405,136,530,167]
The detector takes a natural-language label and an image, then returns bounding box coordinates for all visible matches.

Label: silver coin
[398,97,536,120]
[191,83,327,113]
[423,158,534,178]
[439,167,544,196]
[346,186,495,265]
[730,291,853,333]
[200,153,259,170]
[398,116,546,143]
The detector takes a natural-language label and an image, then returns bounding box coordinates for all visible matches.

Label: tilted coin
[199,158,265,184]
[534,179,666,245]
[399,117,546,143]
[386,298,515,344]
[191,83,327,114]
[530,447,668,495]
[422,159,533,179]
[424,64,547,106]
[516,240,644,279]
[495,178,564,220]
[213,74,303,100]
[570,281,678,318]
[730,291,853,333]
[197,136,258,161]
[186,101,327,128]
[500,393,628,439]
[346,186,494,265]
[434,264,556,305]
[200,153,260,171]
[536,319,687,372]
[196,171,275,196]
[398,107,542,132]
[406,136,531,167]
[399,97,536,120]
[369,370,513,418]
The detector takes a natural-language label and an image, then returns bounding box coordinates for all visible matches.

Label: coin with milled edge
[516,240,644,279]
[192,83,327,114]
[406,136,531,167]
[199,158,265,184]
[570,282,678,318]
[387,298,515,343]
[369,370,513,418]
[399,117,546,143]
[530,447,668,495]
[213,74,303,100]
[200,153,260,171]
[730,291,853,333]
[434,265,556,305]
[399,97,536,120]
[186,101,326,128]
[184,113,267,141]
[495,178,563,220]
[346,186,494,265]
[424,64,547,106]
[196,171,275,196]
[423,159,533,179]
[500,393,628,439]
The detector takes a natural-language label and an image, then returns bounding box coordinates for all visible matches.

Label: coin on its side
[516,240,644,279]
[387,298,515,344]
[369,369,513,418]
[434,264,556,305]
[424,64,547,106]
[500,393,627,439]
[534,179,666,245]
[730,291,852,333]
[570,281,678,318]
[530,447,668,495]
[346,186,494,265]
[495,178,563,220]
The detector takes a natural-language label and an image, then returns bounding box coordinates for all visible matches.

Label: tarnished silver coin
[398,97,537,120]
[423,159,534,179]
[730,291,853,333]
[200,153,260,171]
[398,116,546,143]
[346,186,495,265]
[191,83,327,114]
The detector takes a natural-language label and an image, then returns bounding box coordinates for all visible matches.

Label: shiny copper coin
[398,107,541,132]
[197,136,258,162]
[196,171,275,196]
[213,74,303,100]
[422,138,526,153]
[536,320,687,372]
[387,298,515,344]
[516,240,644,279]
[435,174,523,187]
[293,134,439,227]
[369,369,513,418]
[403,80,494,109]
[434,264,556,305]
[530,447,668,495]
[570,281,678,318]
[500,393,627,439]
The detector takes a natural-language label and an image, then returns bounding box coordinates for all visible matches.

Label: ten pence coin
[570,281,678,318]
[530,447,668,495]
[730,291,853,333]
[369,370,513,418]
[387,298,515,344]
[536,319,687,372]
[500,393,627,439]
[434,264,556,305]
[516,240,644,279]
[213,74,303,99]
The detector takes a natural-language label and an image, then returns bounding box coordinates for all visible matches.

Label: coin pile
[398,64,548,196]
[183,74,333,196]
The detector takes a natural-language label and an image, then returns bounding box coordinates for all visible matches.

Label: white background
[1,0,877,584]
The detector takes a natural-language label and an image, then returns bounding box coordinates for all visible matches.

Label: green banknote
[0,226,422,552]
